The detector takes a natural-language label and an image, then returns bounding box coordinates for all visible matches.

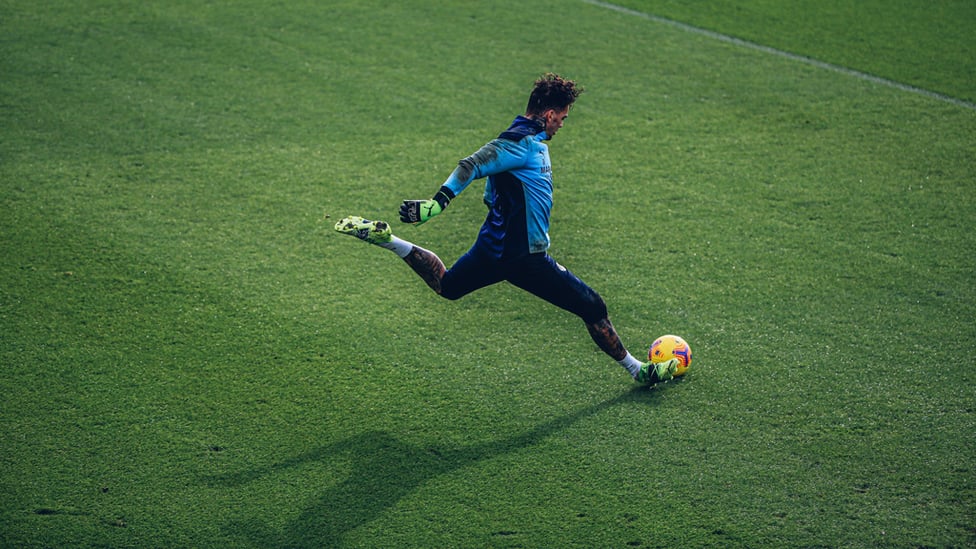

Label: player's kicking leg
[334,215,446,293]
[634,358,679,384]
[586,318,679,384]
[508,255,679,385]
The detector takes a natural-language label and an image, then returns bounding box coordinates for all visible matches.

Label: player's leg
[402,244,508,298]
[438,246,505,300]
[333,216,502,298]
[334,216,446,293]
[334,216,407,252]
[402,246,446,293]
[507,254,677,383]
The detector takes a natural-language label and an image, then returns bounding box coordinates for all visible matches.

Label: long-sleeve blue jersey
[441,116,553,259]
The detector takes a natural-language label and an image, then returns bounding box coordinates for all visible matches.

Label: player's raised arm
[399,138,529,225]
[398,187,454,225]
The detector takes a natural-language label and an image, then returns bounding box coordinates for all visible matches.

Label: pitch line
[583,0,976,111]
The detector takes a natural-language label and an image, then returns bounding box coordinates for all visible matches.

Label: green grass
[2,1,974,547]
[611,0,976,103]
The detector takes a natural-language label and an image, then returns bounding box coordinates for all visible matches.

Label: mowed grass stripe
[583,0,976,110]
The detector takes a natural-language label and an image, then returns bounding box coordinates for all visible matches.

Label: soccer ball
[648,335,692,377]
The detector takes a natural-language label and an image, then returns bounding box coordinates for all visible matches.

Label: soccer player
[334,73,678,385]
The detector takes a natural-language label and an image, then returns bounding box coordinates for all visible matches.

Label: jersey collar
[498,115,546,141]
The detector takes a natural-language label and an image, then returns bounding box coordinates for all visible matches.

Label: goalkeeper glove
[399,187,454,224]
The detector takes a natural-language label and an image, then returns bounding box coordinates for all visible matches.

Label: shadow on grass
[208,384,669,547]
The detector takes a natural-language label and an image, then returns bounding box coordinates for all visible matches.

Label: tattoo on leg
[586,318,628,361]
[403,246,446,294]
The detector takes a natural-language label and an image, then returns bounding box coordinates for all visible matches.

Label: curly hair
[525,73,582,115]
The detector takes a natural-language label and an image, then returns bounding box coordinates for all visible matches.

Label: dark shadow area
[208,385,666,547]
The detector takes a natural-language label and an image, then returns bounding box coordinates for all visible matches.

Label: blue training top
[441,116,553,260]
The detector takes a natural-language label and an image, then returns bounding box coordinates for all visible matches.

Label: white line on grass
[583,0,976,111]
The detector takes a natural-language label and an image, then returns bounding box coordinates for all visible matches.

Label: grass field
[2,1,974,547]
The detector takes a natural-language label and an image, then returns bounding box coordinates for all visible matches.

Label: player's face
[543,107,570,139]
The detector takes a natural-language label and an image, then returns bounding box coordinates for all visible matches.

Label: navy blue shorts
[440,247,608,324]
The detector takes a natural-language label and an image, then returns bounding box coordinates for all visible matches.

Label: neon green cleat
[635,358,679,384]
[334,216,392,245]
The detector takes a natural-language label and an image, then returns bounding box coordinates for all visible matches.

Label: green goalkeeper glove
[399,188,453,225]
[399,199,442,224]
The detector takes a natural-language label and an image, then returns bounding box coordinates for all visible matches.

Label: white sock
[376,235,413,258]
[617,352,643,377]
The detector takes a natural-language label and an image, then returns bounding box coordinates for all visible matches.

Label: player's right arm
[399,139,529,224]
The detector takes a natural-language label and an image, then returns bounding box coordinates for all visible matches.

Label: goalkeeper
[335,73,677,385]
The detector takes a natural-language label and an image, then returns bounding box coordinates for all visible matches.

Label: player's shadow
[208,385,665,547]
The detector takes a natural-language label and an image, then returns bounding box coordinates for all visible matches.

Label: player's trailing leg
[334,216,394,245]
[403,246,446,294]
[334,215,446,294]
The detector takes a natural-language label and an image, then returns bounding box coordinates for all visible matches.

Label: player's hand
[399,199,443,224]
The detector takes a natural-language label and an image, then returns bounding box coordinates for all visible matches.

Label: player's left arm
[398,186,454,225]
[399,139,528,224]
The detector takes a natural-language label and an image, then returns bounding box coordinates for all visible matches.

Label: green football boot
[334,216,392,245]
[635,358,679,384]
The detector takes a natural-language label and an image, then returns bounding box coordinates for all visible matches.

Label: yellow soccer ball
[648,335,692,377]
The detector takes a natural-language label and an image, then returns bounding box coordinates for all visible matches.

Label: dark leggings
[441,249,608,324]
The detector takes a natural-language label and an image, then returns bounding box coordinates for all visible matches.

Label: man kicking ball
[334,73,678,385]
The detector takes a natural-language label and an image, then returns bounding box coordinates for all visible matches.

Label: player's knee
[580,291,608,324]
[438,276,465,301]
[440,287,464,300]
